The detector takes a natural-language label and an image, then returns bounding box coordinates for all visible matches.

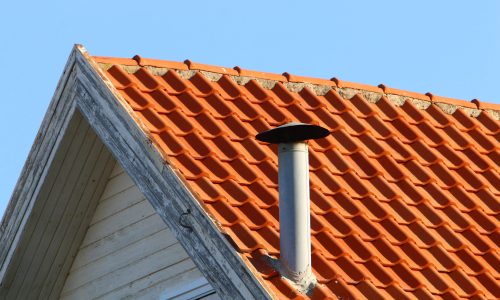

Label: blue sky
[1,1,499,217]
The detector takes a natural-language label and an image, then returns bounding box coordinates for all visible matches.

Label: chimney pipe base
[280,262,317,295]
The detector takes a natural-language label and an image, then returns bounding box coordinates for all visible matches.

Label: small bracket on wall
[179,208,193,232]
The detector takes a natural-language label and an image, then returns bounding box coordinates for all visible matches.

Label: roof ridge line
[91,55,500,119]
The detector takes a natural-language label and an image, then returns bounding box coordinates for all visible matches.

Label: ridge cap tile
[379,84,431,101]
[95,53,500,299]
[185,59,239,76]
[333,77,384,94]
[283,72,337,87]
[427,92,478,109]
[133,55,189,70]
[234,66,287,82]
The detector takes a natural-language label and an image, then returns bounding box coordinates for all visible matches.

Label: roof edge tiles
[93,55,500,120]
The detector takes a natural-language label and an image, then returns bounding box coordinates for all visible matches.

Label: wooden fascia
[74,46,272,300]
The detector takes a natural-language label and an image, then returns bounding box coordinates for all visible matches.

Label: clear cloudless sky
[1,1,499,217]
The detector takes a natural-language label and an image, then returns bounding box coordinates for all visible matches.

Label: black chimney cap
[256,122,330,144]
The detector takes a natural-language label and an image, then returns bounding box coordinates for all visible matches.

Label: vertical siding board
[39,145,115,299]
[46,153,115,299]
[21,132,103,299]
[20,127,101,296]
[0,51,78,276]
[5,117,93,299]
[0,112,83,296]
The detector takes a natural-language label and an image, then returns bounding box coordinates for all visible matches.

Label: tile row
[106,65,500,137]
[161,143,499,200]
[249,248,498,299]
[116,84,500,166]
[117,83,499,154]
[140,106,499,173]
[104,65,498,123]
[216,203,498,255]
[137,106,499,179]
[264,268,496,299]
[192,175,498,225]
[96,54,500,113]
[229,227,499,299]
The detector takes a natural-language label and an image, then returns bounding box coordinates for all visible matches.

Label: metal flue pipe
[256,122,329,286]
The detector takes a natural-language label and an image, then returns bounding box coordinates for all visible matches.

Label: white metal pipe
[278,142,312,283]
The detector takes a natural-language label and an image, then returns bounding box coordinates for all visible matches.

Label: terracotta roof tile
[332,78,384,93]
[93,55,500,299]
[133,55,188,70]
[427,93,479,110]
[379,84,431,101]
[185,59,239,75]
[282,72,337,87]
[235,66,288,82]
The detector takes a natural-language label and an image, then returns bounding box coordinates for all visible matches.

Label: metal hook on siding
[179,208,193,232]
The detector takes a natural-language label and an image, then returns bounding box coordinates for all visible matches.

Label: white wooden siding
[60,163,217,299]
[0,112,116,300]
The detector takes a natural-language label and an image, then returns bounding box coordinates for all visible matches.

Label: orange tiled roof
[92,55,500,299]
